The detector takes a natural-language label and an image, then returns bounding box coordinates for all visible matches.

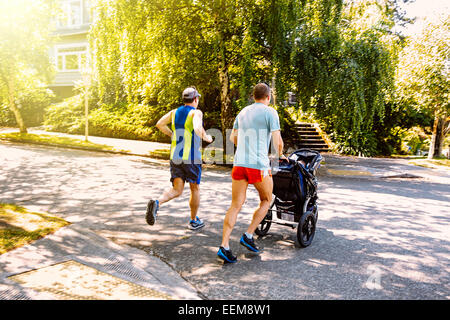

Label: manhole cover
[8,260,172,300]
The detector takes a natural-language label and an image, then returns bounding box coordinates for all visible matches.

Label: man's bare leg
[146,178,184,225]
[189,182,200,220]
[220,179,248,249]
[246,175,273,235]
[158,178,184,205]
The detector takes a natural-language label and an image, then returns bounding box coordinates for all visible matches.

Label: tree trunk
[444,117,450,159]
[7,78,27,134]
[218,59,233,141]
[271,75,277,106]
[428,113,445,159]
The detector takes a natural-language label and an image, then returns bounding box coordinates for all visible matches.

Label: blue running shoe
[188,216,205,230]
[240,233,260,253]
[217,246,237,263]
[145,200,159,225]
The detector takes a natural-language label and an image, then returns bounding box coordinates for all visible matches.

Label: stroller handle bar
[278,148,323,177]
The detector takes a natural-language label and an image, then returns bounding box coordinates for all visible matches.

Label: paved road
[1,141,449,299]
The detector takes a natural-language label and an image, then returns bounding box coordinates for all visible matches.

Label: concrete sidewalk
[0,127,171,157]
[0,223,202,300]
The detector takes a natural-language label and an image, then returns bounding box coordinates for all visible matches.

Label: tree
[291,0,398,156]
[0,0,55,133]
[88,0,404,156]
[90,0,298,141]
[396,15,450,158]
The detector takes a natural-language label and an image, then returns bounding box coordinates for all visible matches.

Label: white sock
[245,232,253,239]
[223,246,230,251]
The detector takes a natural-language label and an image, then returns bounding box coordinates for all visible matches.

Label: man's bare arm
[271,130,285,157]
[156,110,173,138]
[229,129,238,146]
[193,110,212,143]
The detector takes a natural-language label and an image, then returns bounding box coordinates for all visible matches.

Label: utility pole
[84,85,89,142]
[82,66,91,142]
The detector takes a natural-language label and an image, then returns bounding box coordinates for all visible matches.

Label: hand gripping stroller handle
[279,157,295,165]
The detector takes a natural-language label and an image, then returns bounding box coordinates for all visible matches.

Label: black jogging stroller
[255,149,323,247]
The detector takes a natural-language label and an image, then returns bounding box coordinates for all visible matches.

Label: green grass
[390,155,427,159]
[0,203,70,255]
[148,148,171,159]
[0,132,116,152]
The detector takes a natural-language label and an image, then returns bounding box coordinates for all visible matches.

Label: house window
[57,0,84,27]
[56,44,88,72]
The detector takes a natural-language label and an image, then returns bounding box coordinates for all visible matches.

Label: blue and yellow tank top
[170,105,202,163]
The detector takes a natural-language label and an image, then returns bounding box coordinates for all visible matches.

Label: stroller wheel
[255,203,273,237]
[297,211,316,247]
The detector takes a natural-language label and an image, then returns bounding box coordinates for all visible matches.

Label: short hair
[253,83,271,100]
[183,97,195,104]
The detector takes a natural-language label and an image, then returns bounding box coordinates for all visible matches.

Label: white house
[49,0,92,99]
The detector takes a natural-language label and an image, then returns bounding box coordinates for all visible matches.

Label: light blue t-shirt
[233,103,281,170]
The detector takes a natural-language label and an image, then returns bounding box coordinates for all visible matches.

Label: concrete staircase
[292,123,331,153]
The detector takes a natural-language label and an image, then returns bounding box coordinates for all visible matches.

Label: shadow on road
[1,142,449,299]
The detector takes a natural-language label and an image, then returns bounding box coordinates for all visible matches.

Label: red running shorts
[231,166,272,184]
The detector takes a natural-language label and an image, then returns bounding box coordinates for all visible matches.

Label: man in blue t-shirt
[217,83,285,263]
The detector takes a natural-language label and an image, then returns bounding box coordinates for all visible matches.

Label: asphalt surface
[0,140,449,300]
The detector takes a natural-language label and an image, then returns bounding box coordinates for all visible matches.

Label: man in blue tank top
[146,87,212,230]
